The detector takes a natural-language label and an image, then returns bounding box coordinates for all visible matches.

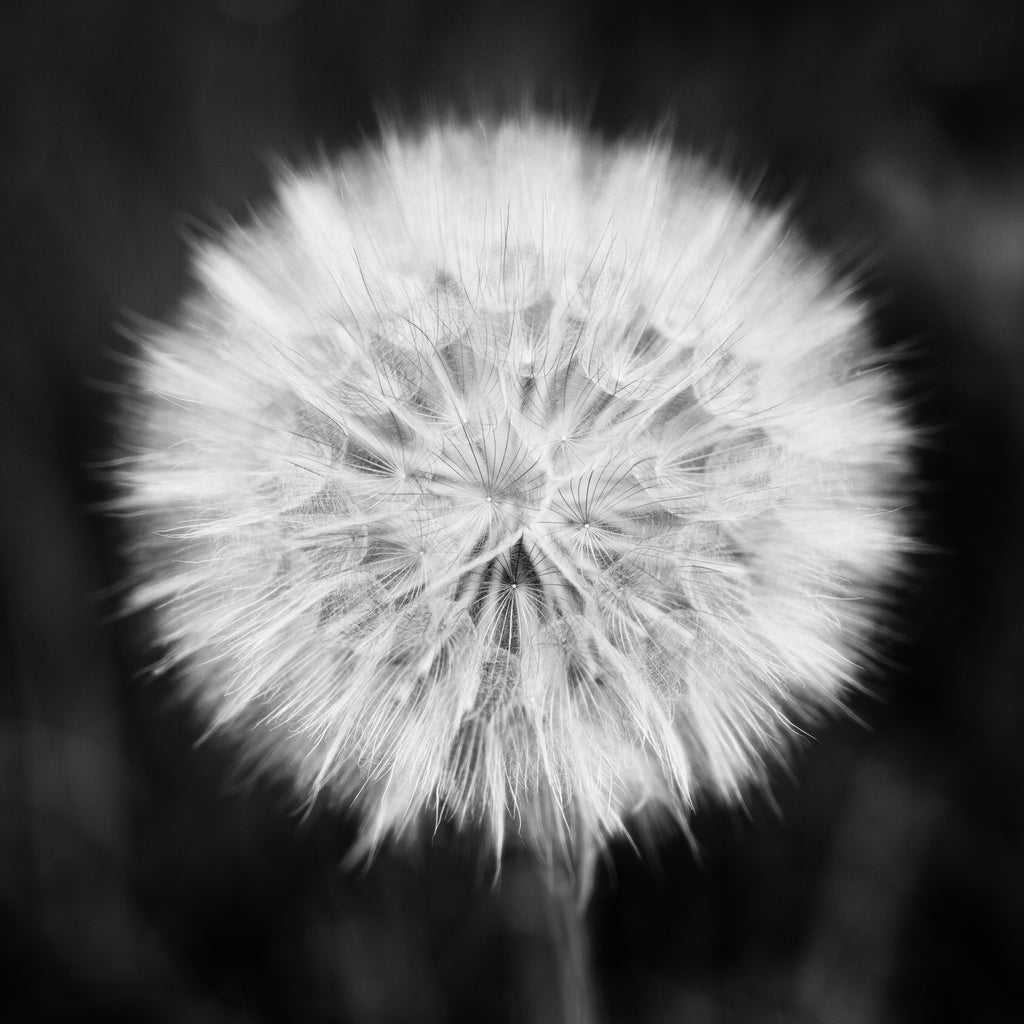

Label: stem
[503,852,603,1024]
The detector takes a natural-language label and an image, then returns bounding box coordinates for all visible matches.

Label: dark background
[2,1,1023,1020]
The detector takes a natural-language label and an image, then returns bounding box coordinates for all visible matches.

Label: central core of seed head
[305,276,698,663]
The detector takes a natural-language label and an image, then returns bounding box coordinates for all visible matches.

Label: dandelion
[116,118,910,876]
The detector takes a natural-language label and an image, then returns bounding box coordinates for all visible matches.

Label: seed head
[118,119,910,871]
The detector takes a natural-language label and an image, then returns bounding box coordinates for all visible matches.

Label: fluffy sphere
[118,118,910,869]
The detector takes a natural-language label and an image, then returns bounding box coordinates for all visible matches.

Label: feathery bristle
[116,118,911,873]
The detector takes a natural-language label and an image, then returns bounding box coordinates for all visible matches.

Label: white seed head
[117,118,911,870]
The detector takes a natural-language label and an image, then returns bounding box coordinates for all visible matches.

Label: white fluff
[117,118,911,873]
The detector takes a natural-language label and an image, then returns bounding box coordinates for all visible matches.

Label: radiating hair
[116,118,911,878]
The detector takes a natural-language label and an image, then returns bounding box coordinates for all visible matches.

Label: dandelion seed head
[118,118,911,870]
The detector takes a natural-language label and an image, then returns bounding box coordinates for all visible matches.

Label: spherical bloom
[117,118,910,871]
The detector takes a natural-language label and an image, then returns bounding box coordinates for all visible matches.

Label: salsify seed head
[117,118,911,871]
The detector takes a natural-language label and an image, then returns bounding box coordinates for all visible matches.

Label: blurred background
[2,0,1022,1020]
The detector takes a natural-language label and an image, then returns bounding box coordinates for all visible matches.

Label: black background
[2,1,1023,1021]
